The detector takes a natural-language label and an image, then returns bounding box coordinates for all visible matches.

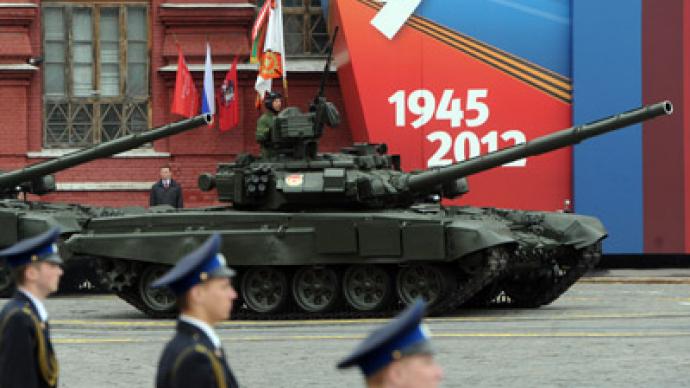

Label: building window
[283,0,329,55]
[42,4,149,147]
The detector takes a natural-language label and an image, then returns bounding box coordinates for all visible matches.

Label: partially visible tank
[63,76,673,317]
[0,114,210,296]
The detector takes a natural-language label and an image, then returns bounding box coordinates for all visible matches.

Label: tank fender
[64,228,317,265]
[540,213,607,249]
[18,213,82,237]
[446,220,516,259]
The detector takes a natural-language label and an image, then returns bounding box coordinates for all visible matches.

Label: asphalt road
[5,281,690,388]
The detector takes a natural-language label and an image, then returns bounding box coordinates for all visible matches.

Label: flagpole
[202,39,215,123]
[282,79,288,100]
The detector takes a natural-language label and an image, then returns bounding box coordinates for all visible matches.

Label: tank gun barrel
[405,101,673,192]
[0,114,211,191]
[315,26,338,102]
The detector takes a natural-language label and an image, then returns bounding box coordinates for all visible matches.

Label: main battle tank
[0,114,211,296]
[63,90,673,318]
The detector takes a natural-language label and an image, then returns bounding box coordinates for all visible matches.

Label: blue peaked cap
[150,233,235,295]
[0,227,63,267]
[337,299,434,377]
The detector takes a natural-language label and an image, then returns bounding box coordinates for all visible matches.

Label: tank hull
[0,199,142,296]
[64,205,605,318]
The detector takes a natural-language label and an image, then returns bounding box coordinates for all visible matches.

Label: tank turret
[199,101,672,210]
[0,114,210,198]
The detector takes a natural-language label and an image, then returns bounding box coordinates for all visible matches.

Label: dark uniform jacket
[150,179,184,208]
[156,320,239,388]
[0,292,59,388]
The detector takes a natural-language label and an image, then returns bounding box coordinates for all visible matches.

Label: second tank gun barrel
[405,101,673,192]
[0,114,211,190]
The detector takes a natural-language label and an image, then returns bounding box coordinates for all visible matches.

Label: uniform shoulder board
[172,344,227,388]
[0,307,58,386]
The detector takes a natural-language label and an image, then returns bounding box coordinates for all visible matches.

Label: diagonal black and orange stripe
[357,0,572,103]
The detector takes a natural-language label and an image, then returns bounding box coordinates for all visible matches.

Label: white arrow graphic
[370,0,423,40]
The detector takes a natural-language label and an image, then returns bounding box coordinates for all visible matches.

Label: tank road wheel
[342,265,392,312]
[138,265,177,315]
[396,264,447,307]
[292,266,340,313]
[0,264,14,297]
[241,267,289,314]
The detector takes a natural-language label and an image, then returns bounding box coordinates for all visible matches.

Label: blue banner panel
[572,1,643,253]
[416,0,571,77]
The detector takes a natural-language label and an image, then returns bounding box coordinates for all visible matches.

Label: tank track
[227,247,510,321]
[489,242,603,308]
[426,246,509,315]
[91,247,511,320]
[92,244,600,319]
[116,286,177,319]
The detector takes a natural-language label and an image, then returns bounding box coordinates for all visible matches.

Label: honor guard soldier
[0,227,63,388]
[337,300,444,388]
[153,233,239,388]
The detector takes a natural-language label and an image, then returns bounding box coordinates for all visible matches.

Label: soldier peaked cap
[337,299,434,377]
[0,227,63,267]
[151,233,235,295]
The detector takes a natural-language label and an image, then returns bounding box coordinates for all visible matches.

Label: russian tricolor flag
[201,42,215,119]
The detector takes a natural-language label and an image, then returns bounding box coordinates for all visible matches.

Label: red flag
[216,56,240,132]
[171,47,200,118]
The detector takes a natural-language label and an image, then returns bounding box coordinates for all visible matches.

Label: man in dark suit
[0,227,63,388]
[150,165,184,208]
[337,299,444,388]
[153,233,239,388]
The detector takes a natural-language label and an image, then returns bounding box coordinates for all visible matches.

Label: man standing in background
[150,165,184,208]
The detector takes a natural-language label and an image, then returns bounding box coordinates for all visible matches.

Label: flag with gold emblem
[254,0,287,104]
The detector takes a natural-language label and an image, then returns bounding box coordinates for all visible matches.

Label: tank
[0,114,211,296]
[62,85,673,318]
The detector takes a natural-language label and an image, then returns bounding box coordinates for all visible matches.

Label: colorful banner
[329,0,572,211]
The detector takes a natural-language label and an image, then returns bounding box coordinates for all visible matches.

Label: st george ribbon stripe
[358,0,572,103]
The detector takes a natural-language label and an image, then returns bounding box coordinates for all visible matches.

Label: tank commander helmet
[264,91,283,112]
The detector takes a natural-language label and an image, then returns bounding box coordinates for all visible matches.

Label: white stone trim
[0,3,38,7]
[159,59,335,73]
[160,2,255,9]
[27,148,171,159]
[0,64,38,71]
[56,182,154,191]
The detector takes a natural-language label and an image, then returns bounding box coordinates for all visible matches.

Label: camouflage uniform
[256,110,277,158]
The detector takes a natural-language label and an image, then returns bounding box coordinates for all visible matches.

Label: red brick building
[0,0,351,207]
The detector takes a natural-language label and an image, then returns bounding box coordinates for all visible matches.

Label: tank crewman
[337,300,444,388]
[153,233,239,388]
[256,91,283,158]
[0,227,63,388]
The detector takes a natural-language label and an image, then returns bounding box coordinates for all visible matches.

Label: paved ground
[7,278,684,388]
